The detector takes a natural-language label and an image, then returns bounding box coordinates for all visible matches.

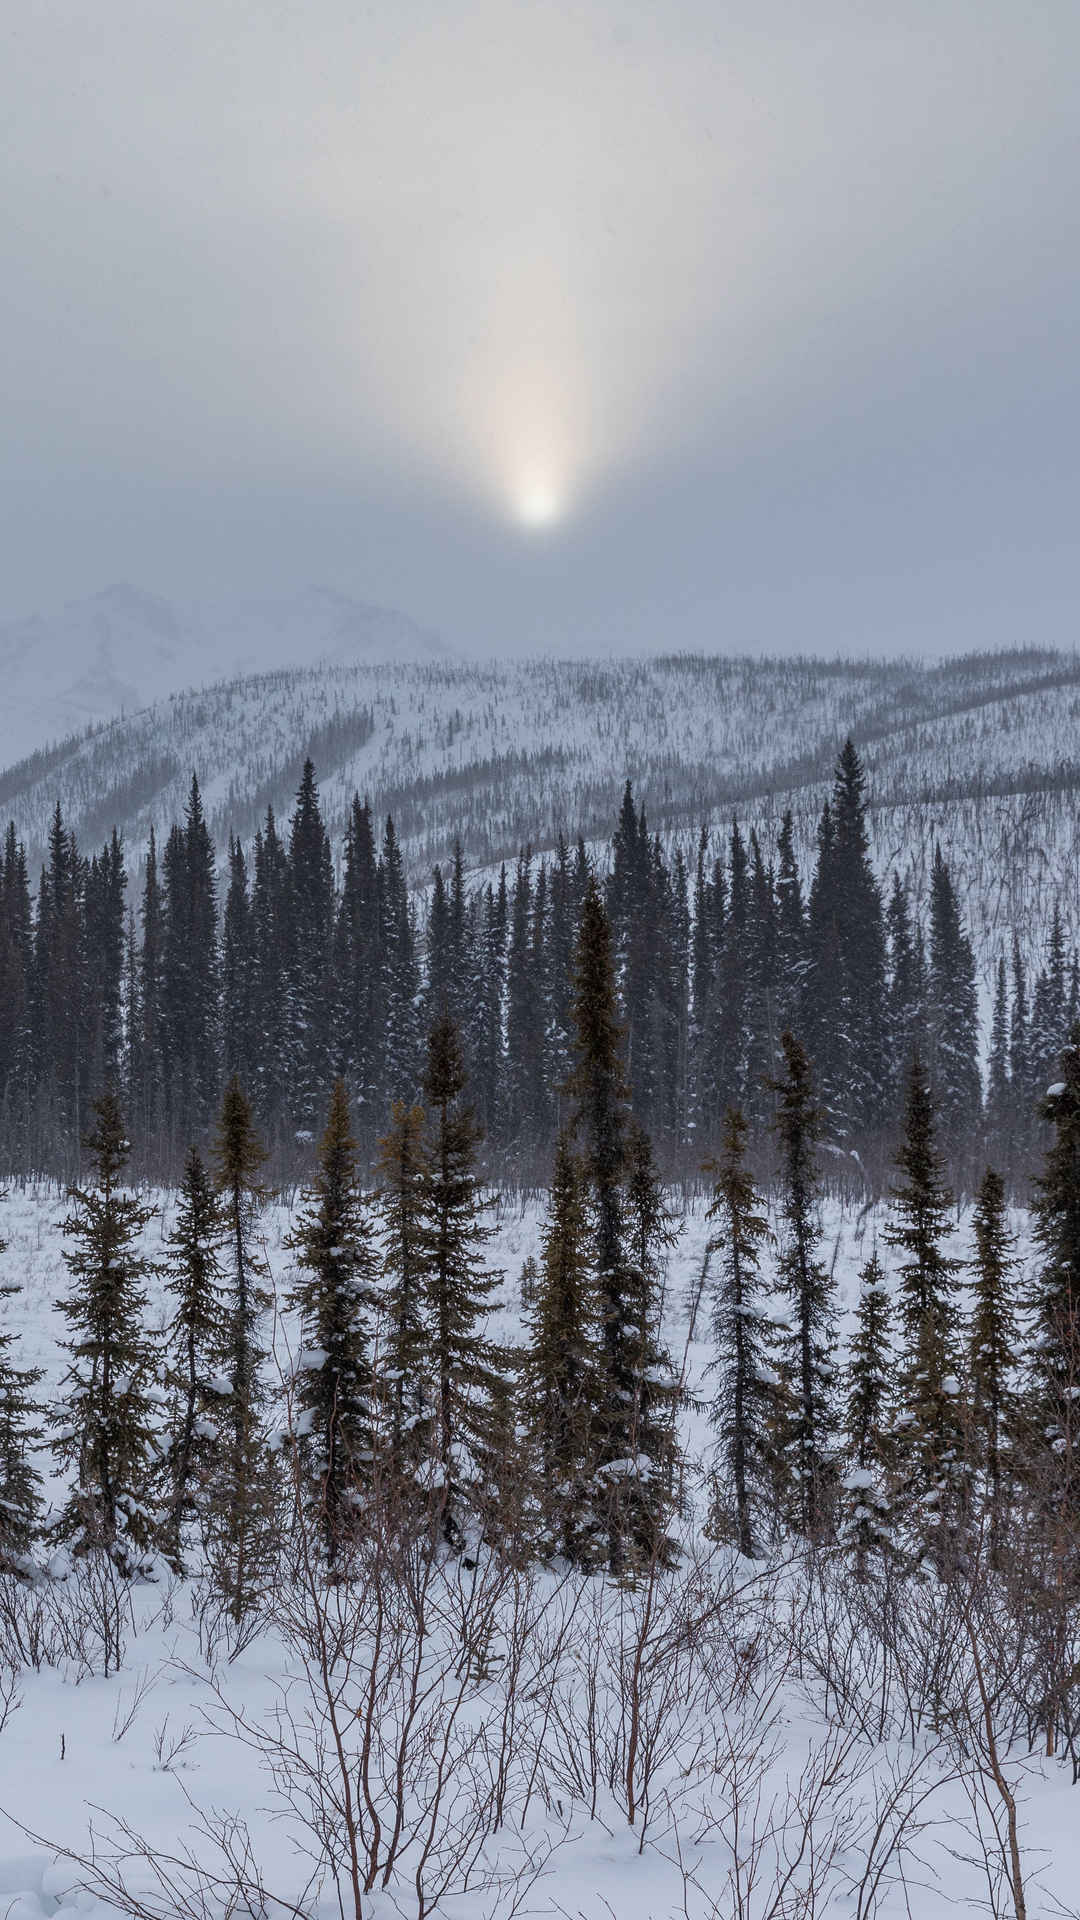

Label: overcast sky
[2,1,1078,655]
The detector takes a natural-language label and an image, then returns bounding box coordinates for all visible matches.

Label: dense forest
[0,741,1073,1191]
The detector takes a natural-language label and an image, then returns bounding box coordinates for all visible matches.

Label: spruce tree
[566,878,674,1574]
[51,1093,159,1567]
[968,1166,1018,1528]
[286,1081,377,1563]
[985,954,1011,1173]
[1030,905,1070,1101]
[420,1013,504,1546]
[380,816,420,1104]
[83,830,127,1100]
[1009,934,1031,1163]
[1028,1029,1080,1427]
[521,1131,602,1563]
[374,1101,432,1486]
[771,1032,837,1538]
[0,1215,42,1567]
[807,743,888,1139]
[621,1121,682,1560]
[135,828,166,1165]
[884,1054,964,1560]
[840,1253,894,1572]
[705,1107,774,1558]
[505,850,547,1154]
[213,1077,273,1616]
[334,794,383,1138]
[222,835,256,1088]
[927,844,981,1173]
[161,1146,227,1566]
[775,810,807,1035]
[251,808,289,1142]
[886,872,923,1099]
[0,827,34,1169]
[283,761,335,1135]
[1023,1028,1080,1742]
[161,777,220,1148]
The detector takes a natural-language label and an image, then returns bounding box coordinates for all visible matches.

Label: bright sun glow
[515,480,562,529]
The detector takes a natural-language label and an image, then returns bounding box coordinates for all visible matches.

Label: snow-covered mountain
[0,583,447,768]
[3,643,1080,1007]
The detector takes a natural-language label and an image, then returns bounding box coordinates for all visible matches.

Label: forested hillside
[3,645,1080,999]
[0,734,1072,1195]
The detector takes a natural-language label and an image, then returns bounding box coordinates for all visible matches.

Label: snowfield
[0,1181,1074,1919]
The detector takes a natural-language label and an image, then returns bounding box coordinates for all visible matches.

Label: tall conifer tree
[287,1081,377,1563]
[705,1107,774,1557]
[420,1014,503,1545]
[840,1253,894,1571]
[51,1093,158,1567]
[884,1054,964,1559]
[771,1033,837,1538]
[161,1146,227,1566]
[213,1077,273,1616]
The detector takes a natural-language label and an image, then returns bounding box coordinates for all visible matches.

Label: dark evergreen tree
[771,1033,837,1538]
[985,954,1011,1172]
[374,1101,432,1482]
[521,1131,601,1563]
[705,1107,774,1557]
[286,1080,377,1563]
[1009,934,1031,1164]
[469,871,507,1148]
[566,880,675,1573]
[621,1121,682,1556]
[380,816,420,1103]
[774,810,807,1036]
[886,872,923,1097]
[0,826,33,1159]
[927,844,981,1170]
[334,796,383,1140]
[222,835,256,1088]
[840,1252,894,1570]
[1030,906,1071,1112]
[250,807,289,1140]
[743,832,779,1126]
[807,744,889,1139]
[83,830,126,1097]
[545,837,578,1137]
[133,827,166,1163]
[50,1093,158,1566]
[884,1054,964,1559]
[420,1014,503,1544]
[0,1210,42,1567]
[34,804,84,1158]
[161,1146,227,1565]
[505,851,547,1153]
[968,1165,1018,1527]
[161,778,219,1146]
[283,761,335,1136]
[1027,1029,1080,1428]
[213,1077,272,1616]
[703,822,749,1132]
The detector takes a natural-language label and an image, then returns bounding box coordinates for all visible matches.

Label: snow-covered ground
[0,1181,1073,1918]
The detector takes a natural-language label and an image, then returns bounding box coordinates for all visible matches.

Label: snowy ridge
[3,645,1080,998]
[0,583,447,770]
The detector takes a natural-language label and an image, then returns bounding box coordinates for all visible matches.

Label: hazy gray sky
[3,1,1078,655]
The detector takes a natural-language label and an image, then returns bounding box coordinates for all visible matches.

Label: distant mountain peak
[0,584,449,769]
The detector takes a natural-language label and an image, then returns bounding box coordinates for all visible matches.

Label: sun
[515,479,562,530]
